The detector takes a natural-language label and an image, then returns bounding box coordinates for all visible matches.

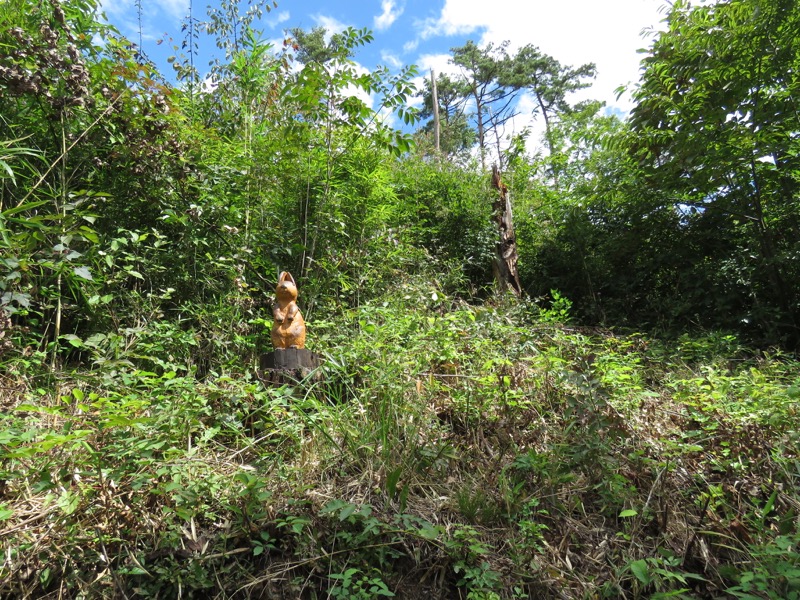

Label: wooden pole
[431,68,440,153]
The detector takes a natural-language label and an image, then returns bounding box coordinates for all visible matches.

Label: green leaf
[62,334,83,348]
[619,509,638,518]
[73,266,93,280]
[417,522,440,540]
[0,160,14,182]
[386,467,402,496]
[1,199,49,217]
[761,489,778,521]
[338,502,357,521]
[5,292,30,308]
[79,226,99,243]
[57,490,81,516]
[629,559,651,585]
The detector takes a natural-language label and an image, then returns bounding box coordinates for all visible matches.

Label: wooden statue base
[257,348,322,386]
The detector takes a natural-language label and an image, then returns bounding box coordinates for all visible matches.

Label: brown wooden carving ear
[279,271,295,286]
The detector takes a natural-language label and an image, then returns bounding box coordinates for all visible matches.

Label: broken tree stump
[490,164,523,297]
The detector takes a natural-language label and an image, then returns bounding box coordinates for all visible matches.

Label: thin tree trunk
[473,87,486,171]
[535,89,559,190]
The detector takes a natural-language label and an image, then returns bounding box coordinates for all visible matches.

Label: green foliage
[3,0,800,598]
[447,526,502,596]
[725,534,800,599]
[514,498,549,555]
[4,270,800,597]
[417,72,477,161]
[537,290,573,324]
[626,551,705,598]
[511,0,800,347]
[329,568,395,599]
[625,0,800,344]
[391,156,495,295]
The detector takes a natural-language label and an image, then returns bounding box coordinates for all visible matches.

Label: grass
[1,279,799,598]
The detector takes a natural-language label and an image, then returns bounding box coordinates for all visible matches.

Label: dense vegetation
[1,0,799,597]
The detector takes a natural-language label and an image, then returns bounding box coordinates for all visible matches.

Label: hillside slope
[2,282,799,599]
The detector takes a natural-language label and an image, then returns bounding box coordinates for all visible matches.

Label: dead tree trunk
[490,164,522,296]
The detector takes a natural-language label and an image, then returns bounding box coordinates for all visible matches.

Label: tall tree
[450,40,520,170]
[628,0,800,343]
[505,45,595,188]
[289,26,356,65]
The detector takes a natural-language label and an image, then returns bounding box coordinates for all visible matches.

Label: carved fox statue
[271,271,306,349]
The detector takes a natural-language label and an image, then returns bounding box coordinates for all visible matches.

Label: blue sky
[100,0,667,147]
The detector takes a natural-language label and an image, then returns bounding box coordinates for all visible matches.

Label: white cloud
[414,0,666,113]
[98,0,133,21]
[159,0,189,22]
[313,14,350,39]
[380,50,403,69]
[416,53,458,77]
[377,105,398,129]
[417,1,478,39]
[269,11,291,28]
[510,92,547,148]
[403,39,419,53]
[407,91,424,109]
[201,75,218,93]
[100,0,188,46]
[374,0,404,31]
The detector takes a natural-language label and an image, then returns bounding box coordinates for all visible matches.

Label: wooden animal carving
[271,271,306,349]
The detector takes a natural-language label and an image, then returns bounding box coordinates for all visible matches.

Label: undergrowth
[1,276,799,598]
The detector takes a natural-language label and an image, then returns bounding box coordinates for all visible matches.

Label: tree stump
[490,164,522,296]
[257,348,322,386]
